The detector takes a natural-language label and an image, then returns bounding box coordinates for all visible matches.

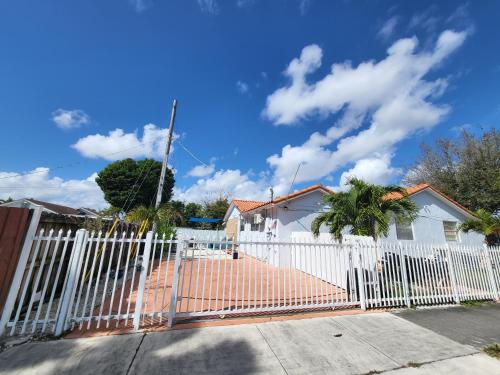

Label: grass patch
[484,343,500,359]
[406,361,422,368]
[460,300,491,307]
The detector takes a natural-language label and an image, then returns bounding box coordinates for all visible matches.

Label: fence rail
[1,229,498,337]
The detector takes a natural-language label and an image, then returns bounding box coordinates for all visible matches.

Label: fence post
[398,243,411,308]
[0,206,42,337]
[167,239,184,328]
[355,244,366,310]
[483,245,499,301]
[445,245,460,304]
[54,229,88,336]
[132,231,153,331]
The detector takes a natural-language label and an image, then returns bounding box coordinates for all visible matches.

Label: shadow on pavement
[0,325,262,375]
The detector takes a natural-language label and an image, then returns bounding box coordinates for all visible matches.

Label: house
[224,183,484,245]
[224,184,334,241]
[0,198,98,218]
[382,183,483,245]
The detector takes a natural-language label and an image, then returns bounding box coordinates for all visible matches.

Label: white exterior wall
[276,190,329,238]
[176,227,226,240]
[382,190,484,245]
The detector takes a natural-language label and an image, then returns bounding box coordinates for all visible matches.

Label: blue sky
[0,0,499,209]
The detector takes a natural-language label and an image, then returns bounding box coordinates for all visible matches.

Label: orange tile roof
[385,183,474,216]
[271,184,334,205]
[233,184,334,213]
[384,183,430,200]
[232,199,266,212]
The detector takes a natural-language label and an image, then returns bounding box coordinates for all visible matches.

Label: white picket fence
[1,229,499,337]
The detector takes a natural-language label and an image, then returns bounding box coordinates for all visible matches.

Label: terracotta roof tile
[384,183,474,216]
[233,184,334,213]
[232,199,266,212]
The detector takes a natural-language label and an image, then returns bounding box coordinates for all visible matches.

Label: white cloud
[377,16,399,40]
[236,80,249,94]
[72,124,170,161]
[264,29,468,189]
[0,168,106,209]
[408,5,440,33]
[129,0,151,12]
[335,154,401,191]
[236,0,254,7]
[186,164,215,178]
[298,0,311,15]
[198,0,219,15]
[52,109,90,130]
[174,169,269,203]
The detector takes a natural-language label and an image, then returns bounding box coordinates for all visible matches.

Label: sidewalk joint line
[255,325,289,375]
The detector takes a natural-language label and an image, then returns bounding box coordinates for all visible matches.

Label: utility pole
[154,99,177,209]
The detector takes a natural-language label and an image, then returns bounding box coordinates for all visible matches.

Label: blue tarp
[188,217,221,223]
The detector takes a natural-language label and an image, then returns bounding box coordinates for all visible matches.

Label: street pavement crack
[126,333,146,375]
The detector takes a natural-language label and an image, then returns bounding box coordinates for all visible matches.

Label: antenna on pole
[287,162,302,196]
[155,99,177,209]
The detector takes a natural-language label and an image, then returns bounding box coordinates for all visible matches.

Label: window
[443,221,458,242]
[240,218,245,232]
[395,220,414,240]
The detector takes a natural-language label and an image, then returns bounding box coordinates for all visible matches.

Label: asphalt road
[393,302,500,349]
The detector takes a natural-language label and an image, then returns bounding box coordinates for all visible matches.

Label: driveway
[1,310,499,374]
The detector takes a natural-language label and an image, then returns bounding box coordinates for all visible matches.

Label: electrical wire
[176,139,209,167]
[123,160,156,213]
[0,141,157,181]
[120,158,151,213]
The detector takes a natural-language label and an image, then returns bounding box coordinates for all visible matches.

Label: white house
[223,183,484,245]
[382,184,483,245]
[224,184,333,241]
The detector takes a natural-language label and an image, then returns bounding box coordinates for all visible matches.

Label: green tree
[184,202,203,228]
[125,204,179,237]
[169,200,187,226]
[311,178,418,242]
[405,129,500,213]
[459,209,500,246]
[201,197,230,229]
[96,158,174,210]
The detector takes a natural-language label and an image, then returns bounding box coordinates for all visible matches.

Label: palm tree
[126,203,182,236]
[459,209,500,246]
[311,178,418,242]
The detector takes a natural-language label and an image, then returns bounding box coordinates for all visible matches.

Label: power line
[123,159,157,213]
[0,141,156,181]
[176,140,209,167]
[120,158,152,213]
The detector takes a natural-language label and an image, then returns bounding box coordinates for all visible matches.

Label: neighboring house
[382,184,483,245]
[0,198,98,218]
[0,198,102,234]
[224,184,334,241]
[224,183,484,245]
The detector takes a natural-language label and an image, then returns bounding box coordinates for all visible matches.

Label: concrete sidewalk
[1,312,499,375]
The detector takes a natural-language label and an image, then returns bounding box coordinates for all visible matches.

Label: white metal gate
[171,239,361,320]
[1,229,499,338]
